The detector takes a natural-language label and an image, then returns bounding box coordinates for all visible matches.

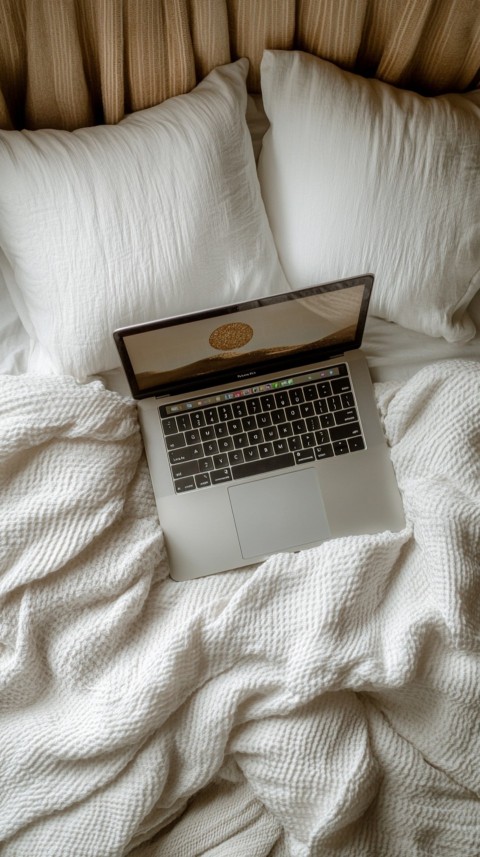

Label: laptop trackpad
[228,468,330,559]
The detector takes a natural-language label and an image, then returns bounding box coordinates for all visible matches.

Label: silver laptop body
[114,275,405,580]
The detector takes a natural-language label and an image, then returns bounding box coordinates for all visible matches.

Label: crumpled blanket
[0,360,479,857]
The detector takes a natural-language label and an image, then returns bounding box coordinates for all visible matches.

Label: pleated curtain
[0,0,479,130]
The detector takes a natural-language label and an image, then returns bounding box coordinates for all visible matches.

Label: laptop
[114,274,405,580]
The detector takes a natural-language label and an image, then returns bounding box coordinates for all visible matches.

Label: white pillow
[0,259,32,374]
[0,60,288,378]
[258,50,480,342]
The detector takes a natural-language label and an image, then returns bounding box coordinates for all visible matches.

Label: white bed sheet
[364,293,480,382]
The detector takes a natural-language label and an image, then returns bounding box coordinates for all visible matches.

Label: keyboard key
[289,388,304,405]
[195,473,211,489]
[232,401,247,418]
[171,460,199,480]
[231,452,295,480]
[261,395,275,410]
[248,429,263,445]
[247,398,261,415]
[213,453,229,468]
[211,467,233,485]
[175,476,196,493]
[185,429,200,445]
[330,422,362,441]
[271,409,285,425]
[314,399,328,415]
[333,439,349,455]
[204,408,218,424]
[292,419,306,435]
[200,426,215,442]
[341,392,355,408]
[302,433,316,448]
[204,440,219,456]
[304,385,317,401]
[327,395,342,412]
[300,401,315,418]
[176,413,192,432]
[264,426,279,442]
[162,417,178,435]
[242,415,256,431]
[295,449,315,464]
[285,405,300,421]
[315,429,330,446]
[274,390,289,408]
[198,456,214,472]
[317,381,332,398]
[227,419,243,434]
[315,443,334,460]
[166,432,186,451]
[218,436,234,452]
[320,413,335,428]
[191,411,205,428]
[306,416,320,432]
[228,450,245,465]
[278,423,293,438]
[214,423,229,438]
[244,446,260,462]
[335,408,358,424]
[233,433,249,449]
[348,436,365,452]
[331,377,352,395]
[257,413,272,428]
[169,445,203,465]
[288,436,302,451]
[218,404,233,421]
[273,439,288,454]
[259,443,274,458]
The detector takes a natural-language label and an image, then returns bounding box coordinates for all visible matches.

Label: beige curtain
[0,0,479,131]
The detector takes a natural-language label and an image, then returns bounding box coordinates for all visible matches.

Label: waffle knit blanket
[0,359,479,856]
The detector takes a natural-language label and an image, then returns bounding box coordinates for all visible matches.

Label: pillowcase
[258,50,480,342]
[0,258,32,374]
[0,59,288,378]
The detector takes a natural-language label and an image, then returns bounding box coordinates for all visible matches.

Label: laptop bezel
[113,274,374,401]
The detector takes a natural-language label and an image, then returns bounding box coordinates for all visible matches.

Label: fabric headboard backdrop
[0,0,479,131]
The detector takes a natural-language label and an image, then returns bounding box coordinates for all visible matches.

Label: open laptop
[114,274,405,580]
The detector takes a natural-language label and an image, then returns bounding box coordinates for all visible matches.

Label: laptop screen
[114,275,373,399]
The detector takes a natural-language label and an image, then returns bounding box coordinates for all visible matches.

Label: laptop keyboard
[159,363,365,493]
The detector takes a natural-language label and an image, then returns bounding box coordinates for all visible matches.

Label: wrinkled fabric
[0,360,479,855]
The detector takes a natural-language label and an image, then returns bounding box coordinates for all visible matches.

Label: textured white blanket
[1,361,479,856]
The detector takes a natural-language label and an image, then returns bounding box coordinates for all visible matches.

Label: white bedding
[364,295,480,381]
[1,89,479,384]
[1,359,479,855]
[0,279,31,375]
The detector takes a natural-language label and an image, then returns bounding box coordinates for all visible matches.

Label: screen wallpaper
[123,283,366,392]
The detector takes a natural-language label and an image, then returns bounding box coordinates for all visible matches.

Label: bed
[0,2,480,854]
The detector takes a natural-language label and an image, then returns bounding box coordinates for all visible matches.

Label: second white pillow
[258,50,480,342]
